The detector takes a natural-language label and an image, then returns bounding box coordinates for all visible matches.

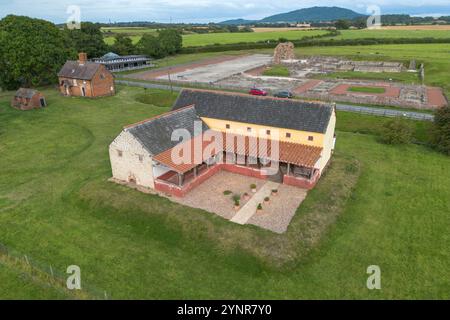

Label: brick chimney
[78,52,87,65]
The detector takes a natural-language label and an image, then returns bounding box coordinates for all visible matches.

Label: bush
[257,204,263,210]
[232,194,241,202]
[431,106,450,155]
[223,190,232,195]
[380,118,414,145]
[250,184,257,190]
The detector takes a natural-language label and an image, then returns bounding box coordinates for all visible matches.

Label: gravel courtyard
[169,170,308,233]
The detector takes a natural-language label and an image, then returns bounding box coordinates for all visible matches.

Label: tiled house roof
[125,106,209,156]
[57,61,102,80]
[173,89,333,134]
[153,130,323,174]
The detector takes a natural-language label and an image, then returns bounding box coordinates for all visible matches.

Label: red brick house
[57,53,115,98]
[11,88,47,110]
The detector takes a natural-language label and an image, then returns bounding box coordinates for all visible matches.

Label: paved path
[116,80,434,122]
[230,181,280,225]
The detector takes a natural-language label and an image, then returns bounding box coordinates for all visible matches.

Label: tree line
[0,15,182,90]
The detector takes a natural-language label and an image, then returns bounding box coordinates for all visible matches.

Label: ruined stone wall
[273,42,296,64]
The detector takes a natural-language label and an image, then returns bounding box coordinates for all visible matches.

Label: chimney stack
[78,52,87,65]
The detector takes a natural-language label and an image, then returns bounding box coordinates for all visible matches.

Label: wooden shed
[11,88,47,110]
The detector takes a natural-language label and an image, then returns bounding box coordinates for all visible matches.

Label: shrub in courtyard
[271,189,278,196]
[232,194,241,202]
[257,204,263,211]
[431,106,450,156]
[234,199,240,209]
[380,117,414,145]
[264,197,270,203]
[250,184,257,192]
[223,190,232,196]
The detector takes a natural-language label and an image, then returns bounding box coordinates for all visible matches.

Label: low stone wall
[283,170,320,190]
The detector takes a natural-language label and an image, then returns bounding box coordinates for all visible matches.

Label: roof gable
[57,61,102,80]
[126,106,209,156]
[15,88,38,99]
[173,89,333,134]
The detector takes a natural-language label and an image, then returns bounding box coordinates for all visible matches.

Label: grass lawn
[262,65,290,77]
[348,86,386,94]
[0,86,449,299]
[335,29,450,40]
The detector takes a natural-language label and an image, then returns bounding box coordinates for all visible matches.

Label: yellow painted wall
[201,117,325,147]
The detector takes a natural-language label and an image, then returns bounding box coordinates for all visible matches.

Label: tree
[380,117,414,145]
[158,29,182,56]
[111,34,134,55]
[0,15,75,90]
[137,34,166,59]
[64,22,108,58]
[335,19,351,30]
[431,106,450,155]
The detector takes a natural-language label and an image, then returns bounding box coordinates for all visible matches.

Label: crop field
[335,29,450,40]
[103,27,450,47]
[104,29,328,46]
[0,86,449,299]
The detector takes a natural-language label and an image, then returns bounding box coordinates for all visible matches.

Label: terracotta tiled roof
[153,130,322,174]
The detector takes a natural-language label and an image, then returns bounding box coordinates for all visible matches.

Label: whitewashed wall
[109,130,155,188]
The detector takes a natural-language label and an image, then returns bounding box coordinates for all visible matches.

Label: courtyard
[169,171,308,233]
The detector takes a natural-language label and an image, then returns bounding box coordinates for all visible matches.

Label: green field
[103,28,450,47]
[0,86,449,299]
[104,29,328,46]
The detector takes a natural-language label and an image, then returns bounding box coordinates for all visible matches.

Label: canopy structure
[153,130,323,174]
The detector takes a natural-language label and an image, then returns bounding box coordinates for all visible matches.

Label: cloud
[1,0,450,23]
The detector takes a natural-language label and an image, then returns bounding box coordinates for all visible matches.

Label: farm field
[335,29,450,40]
[103,27,450,47]
[104,29,328,46]
[0,86,449,299]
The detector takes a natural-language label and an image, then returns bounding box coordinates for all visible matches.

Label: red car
[249,88,268,96]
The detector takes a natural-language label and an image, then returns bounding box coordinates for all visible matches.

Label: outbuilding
[58,53,115,98]
[11,88,47,110]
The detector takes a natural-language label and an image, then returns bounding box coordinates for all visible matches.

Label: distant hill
[219,19,256,25]
[220,6,366,25]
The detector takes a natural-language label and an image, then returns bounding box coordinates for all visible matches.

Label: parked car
[274,91,293,99]
[249,88,268,96]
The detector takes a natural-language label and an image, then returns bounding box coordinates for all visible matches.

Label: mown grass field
[0,86,449,299]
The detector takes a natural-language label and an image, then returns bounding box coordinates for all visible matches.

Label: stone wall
[273,42,296,64]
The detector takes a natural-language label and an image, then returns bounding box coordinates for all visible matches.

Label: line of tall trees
[0,15,183,90]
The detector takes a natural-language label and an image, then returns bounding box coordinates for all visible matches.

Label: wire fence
[0,242,110,300]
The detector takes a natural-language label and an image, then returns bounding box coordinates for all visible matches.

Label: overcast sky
[1,0,450,23]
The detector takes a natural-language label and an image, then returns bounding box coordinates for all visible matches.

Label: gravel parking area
[247,184,308,233]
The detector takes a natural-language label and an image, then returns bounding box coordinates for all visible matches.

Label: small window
[266,130,271,135]
[117,150,123,157]
[226,124,230,129]
[308,136,314,141]
[138,154,144,162]
[247,127,252,133]
[286,132,291,138]
[100,73,105,79]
